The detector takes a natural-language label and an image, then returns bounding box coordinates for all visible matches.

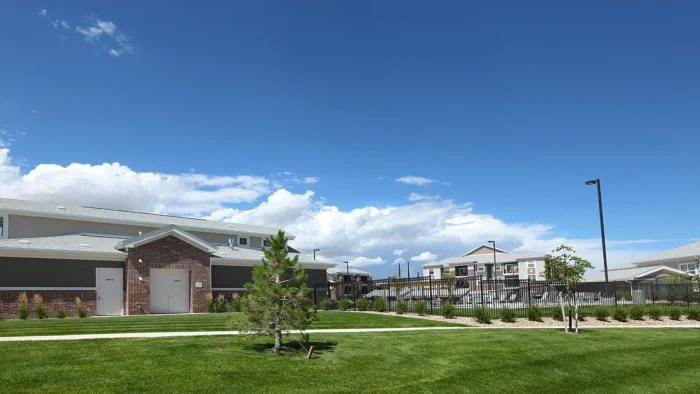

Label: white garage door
[150,269,190,314]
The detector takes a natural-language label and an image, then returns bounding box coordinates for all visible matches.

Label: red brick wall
[0,290,96,320]
[126,235,210,315]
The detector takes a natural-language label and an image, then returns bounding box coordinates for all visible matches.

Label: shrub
[647,306,662,320]
[55,309,66,319]
[669,307,682,321]
[32,294,47,319]
[414,301,427,316]
[17,292,29,320]
[500,307,516,323]
[338,298,353,311]
[630,305,645,320]
[526,305,542,322]
[617,291,632,302]
[577,308,587,322]
[214,294,228,313]
[372,297,387,312]
[75,297,88,318]
[395,301,408,315]
[206,293,215,313]
[355,297,370,311]
[668,292,677,304]
[613,308,628,322]
[651,291,660,302]
[687,307,700,321]
[442,301,456,319]
[227,293,242,313]
[474,307,491,324]
[594,307,609,322]
[551,308,564,321]
[320,299,332,311]
[53,299,66,319]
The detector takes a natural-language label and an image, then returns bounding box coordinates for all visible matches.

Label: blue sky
[1,1,698,277]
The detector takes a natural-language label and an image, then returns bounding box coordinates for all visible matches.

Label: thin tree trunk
[273,327,283,353]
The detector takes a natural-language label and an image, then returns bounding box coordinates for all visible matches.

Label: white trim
[1,208,295,240]
[0,212,8,239]
[122,229,217,253]
[461,244,509,257]
[477,263,485,272]
[211,288,246,291]
[632,266,691,279]
[210,258,335,269]
[527,260,536,268]
[0,287,96,291]
[0,248,125,261]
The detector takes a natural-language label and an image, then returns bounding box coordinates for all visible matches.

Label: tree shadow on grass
[246,341,338,357]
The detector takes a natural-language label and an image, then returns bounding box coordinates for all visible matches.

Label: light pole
[407,261,411,279]
[344,261,356,308]
[488,240,497,279]
[586,179,609,283]
[313,249,320,260]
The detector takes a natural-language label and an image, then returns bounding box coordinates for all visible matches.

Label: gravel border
[353,311,700,328]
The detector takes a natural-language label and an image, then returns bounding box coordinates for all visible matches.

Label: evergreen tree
[235,230,315,353]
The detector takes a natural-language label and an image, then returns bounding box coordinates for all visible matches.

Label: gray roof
[116,225,218,252]
[584,266,688,282]
[211,245,330,267]
[423,252,547,268]
[327,266,372,275]
[0,234,126,255]
[0,197,290,238]
[634,240,700,265]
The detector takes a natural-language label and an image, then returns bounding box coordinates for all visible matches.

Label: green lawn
[0,312,458,337]
[1,329,699,393]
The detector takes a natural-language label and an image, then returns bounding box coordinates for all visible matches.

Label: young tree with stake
[233,230,315,353]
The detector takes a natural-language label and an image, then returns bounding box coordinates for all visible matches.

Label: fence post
[387,277,391,311]
[327,282,331,303]
[428,275,433,314]
[480,275,485,307]
[527,278,531,305]
[687,284,691,310]
[613,281,617,308]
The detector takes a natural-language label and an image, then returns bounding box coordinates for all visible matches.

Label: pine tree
[236,230,315,353]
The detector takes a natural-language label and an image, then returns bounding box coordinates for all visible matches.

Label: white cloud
[349,256,385,267]
[39,9,48,16]
[392,258,406,266]
[0,148,269,216]
[410,251,438,262]
[393,249,406,256]
[408,193,439,202]
[303,177,319,184]
[395,176,437,186]
[75,19,134,56]
[38,9,70,29]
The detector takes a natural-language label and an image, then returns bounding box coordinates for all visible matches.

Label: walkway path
[2,324,699,342]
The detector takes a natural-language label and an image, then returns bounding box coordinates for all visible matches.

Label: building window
[0,216,4,238]
[428,268,434,275]
[477,263,485,272]
[504,263,519,274]
[679,263,697,273]
[528,274,537,281]
[263,239,270,247]
[495,263,502,271]
[527,261,536,268]
[239,237,248,246]
[456,266,469,277]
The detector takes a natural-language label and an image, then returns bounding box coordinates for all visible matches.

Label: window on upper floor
[527,261,536,268]
[495,263,502,271]
[428,268,434,275]
[456,266,469,277]
[239,237,248,246]
[679,262,697,273]
[504,263,519,274]
[477,263,485,272]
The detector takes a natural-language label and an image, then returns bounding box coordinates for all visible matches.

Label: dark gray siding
[212,265,327,289]
[0,257,125,287]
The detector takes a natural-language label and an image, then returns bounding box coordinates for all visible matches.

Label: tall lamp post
[488,240,497,279]
[586,179,609,283]
[344,261,356,308]
[313,249,320,260]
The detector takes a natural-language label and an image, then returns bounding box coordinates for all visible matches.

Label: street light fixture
[313,249,320,260]
[585,179,609,283]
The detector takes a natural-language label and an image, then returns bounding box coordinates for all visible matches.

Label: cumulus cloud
[0,147,674,276]
[395,176,438,186]
[410,251,438,262]
[0,148,269,215]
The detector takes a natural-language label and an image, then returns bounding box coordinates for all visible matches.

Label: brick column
[125,235,210,315]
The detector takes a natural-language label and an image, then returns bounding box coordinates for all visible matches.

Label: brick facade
[0,290,97,320]
[126,235,210,314]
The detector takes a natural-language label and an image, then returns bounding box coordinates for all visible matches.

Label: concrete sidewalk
[0,326,469,342]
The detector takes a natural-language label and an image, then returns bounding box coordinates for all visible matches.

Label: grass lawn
[1,329,700,393]
[0,312,459,337]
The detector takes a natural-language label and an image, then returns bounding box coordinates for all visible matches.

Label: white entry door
[150,269,190,314]
[96,268,123,316]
